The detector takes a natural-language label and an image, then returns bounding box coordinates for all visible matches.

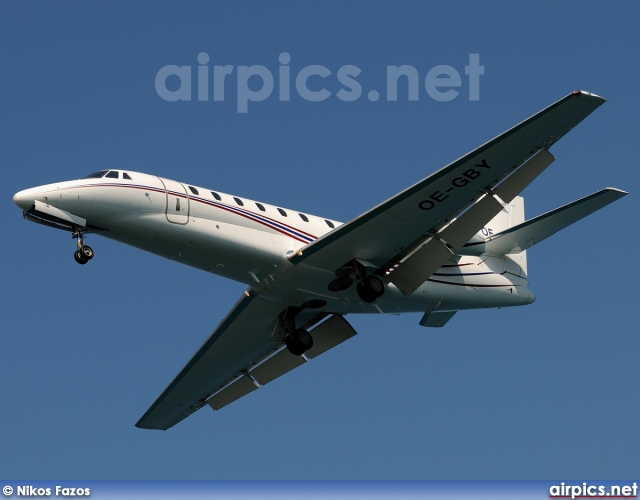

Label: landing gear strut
[72,229,94,265]
[285,328,314,356]
[356,274,385,303]
[273,306,315,356]
[328,260,386,303]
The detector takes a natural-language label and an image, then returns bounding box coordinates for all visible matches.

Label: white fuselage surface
[13,170,534,316]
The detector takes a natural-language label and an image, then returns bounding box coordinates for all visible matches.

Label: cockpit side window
[105,171,119,179]
[82,170,109,179]
[123,172,132,180]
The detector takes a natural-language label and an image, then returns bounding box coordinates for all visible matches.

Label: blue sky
[1,2,639,479]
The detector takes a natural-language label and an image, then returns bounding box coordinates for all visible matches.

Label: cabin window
[105,171,119,179]
[299,213,309,222]
[325,220,335,228]
[255,203,266,212]
[82,170,108,179]
[211,191,221,201]
[123,172,132,180]
[188,186,199,195]
[277,208,287,217]
[234,197,244,206]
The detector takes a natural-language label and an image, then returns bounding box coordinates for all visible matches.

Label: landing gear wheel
[363,275,385,297]
[285,328,314,356]
[356,282,377,303]
[356,274,385,302]
[79,245,94,260]
[72,229,94,265]
[74,250,88,265]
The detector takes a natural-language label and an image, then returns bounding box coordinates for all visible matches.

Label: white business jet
[13,91,627,430]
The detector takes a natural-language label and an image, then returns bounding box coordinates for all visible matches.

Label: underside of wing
[136,291,357,430]
[289,91,606,294]
[205,314,357,411]
[136,291,282,430]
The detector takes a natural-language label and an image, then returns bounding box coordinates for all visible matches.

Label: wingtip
[604,187,629,196]
[572,90,606,102]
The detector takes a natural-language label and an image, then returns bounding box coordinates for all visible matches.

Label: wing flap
[304,314,359,359]
[205,315,358,411]
[207,375,259,411]
[250,348,307,385]
[389,149,555,295]
[290,91,605,277]
[137,292,358,430]
[249,314,357,386]
[388,239,454,296]
[419,311,457,328]
[136,291,285,430]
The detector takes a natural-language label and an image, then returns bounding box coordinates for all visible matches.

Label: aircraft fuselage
[13,170,535,316]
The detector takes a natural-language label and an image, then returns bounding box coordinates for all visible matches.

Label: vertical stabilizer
[483,196,528,278]
[504,196,528,278]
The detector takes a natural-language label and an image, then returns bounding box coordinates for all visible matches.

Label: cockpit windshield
[82,170,109,179]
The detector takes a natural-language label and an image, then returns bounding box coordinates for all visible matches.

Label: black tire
[285,328,314,356]
[74,250,88,265]
[363,275,385,297]
[294,328,313,350]
[285,335,304,356]
[80,245,94,260]
[356,282,377,303]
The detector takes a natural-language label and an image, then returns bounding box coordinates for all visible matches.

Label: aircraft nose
[13,188,35,211]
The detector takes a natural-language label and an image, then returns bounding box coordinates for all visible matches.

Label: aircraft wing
[136,290,357,430]
[289,91,606,294]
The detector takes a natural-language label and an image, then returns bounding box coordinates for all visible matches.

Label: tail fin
[483,195,526,236]
[485,195,529,278]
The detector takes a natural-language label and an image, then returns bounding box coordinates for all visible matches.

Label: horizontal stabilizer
[481,188,628,254]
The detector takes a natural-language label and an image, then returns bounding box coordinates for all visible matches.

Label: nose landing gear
[72,229,94,265]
